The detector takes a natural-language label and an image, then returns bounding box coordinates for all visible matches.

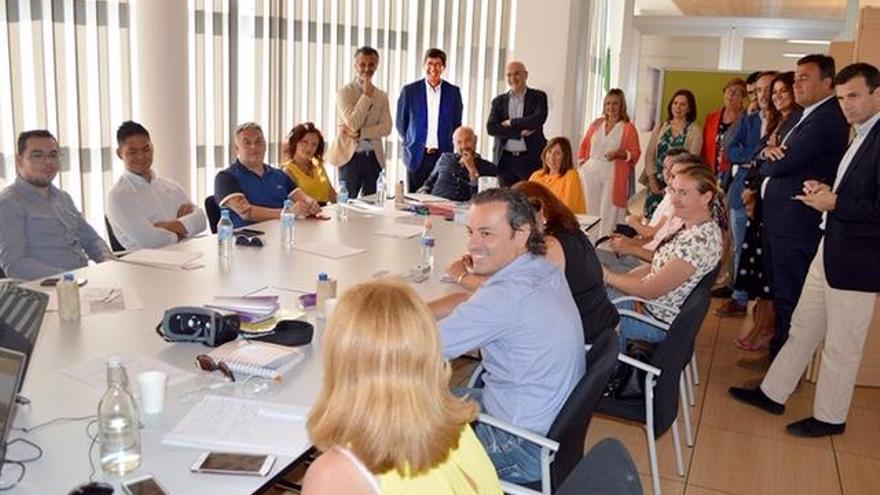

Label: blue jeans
[455,387,543,483]
[728,167,749,305]
[606,287,668,350]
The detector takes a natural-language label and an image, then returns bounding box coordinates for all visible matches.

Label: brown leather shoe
[715,299,747,317]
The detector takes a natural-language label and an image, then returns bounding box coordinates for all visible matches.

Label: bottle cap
[107,355,123,368]
[318,272,329,281]
[221,209,230,218]
[63,272,75,281]
[284,199,293,208]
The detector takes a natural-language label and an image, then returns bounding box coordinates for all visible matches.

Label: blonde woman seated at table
[282,122,337,205]
[303,279,502,495]
[528,137,586,214]
[604,165,723,348]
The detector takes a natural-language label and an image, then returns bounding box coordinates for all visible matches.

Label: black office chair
[477,326,620,495]
[204,195,221,234]
[555,438,643,495]
[596,265,719,495]
[104,216,126,253]
[0,266,5,279]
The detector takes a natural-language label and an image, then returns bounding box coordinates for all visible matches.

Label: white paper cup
[478,176,499,193]
[136,371,168,415]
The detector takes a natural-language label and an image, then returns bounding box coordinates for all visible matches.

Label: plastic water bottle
[375,171,386,205]
[57,272,81,322]
[217,209,234,260]
[98,357,141,476]
[280,199,296,250]
[338,180,349,220]
[419,215,435,271]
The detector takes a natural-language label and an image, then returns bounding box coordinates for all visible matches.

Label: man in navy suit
[486,61,548,186]
[396,48,463,192]
[756,54,849,359]
[730,63,880,437]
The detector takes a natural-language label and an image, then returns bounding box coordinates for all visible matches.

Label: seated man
[107,121,207,250]
[429,188,585,483]
[419,126,497,201]
[0,130,113,280]
[214,122,320,228]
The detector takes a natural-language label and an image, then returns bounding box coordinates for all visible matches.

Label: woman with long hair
[641,89,704,219]
[576,88,642,238]
[282,122,337,204]
[528,137,586,214]
[303,280,502,495]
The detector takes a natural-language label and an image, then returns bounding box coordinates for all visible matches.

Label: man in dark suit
[486,61,548,186]
[756,54,849,359]
[730,62,880,437]
[396,48,463,192]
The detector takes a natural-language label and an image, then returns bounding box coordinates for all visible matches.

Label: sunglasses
[195,354,236,382]
[235,235,264,247]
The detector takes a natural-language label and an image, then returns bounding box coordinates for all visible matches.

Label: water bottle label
[422,237,435,248]
[282,215,295,227]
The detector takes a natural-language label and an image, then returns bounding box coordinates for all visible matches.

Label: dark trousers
[339,151,382,198]
[497,151,541,187]
[763,232,820,358]
[408,152,440,192]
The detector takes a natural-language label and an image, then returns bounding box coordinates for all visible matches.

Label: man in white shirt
[106,121,207,250]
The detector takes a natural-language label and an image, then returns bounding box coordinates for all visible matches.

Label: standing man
[487,61,548,187]
[396,48,463,192]
[107,121,207,250]
[730,63,880,438]
[758,54,849,359]
[0,130,112,280]
[325,46,392,198]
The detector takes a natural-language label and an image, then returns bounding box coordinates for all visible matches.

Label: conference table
[9,204,471,494]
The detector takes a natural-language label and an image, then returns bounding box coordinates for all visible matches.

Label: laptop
[0,347,27,465]
[0,283,48,388]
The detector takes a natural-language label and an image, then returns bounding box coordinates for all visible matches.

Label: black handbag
[602,340,658,400]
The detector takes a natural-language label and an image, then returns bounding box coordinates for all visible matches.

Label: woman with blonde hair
[528,137,586,214]
[303,279,502,495]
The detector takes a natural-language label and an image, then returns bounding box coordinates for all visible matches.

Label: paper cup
[136,371,168,415]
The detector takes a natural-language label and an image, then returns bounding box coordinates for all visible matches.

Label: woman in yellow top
[282,122,337,204]
[303,280,502,495]
[528,137,587,214]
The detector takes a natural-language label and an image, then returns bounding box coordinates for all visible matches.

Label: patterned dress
[645,125,689,219]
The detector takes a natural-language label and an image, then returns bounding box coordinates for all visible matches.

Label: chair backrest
[104,216,126,253]
[555,438,643,495]
[204,195,220,234]
[649,264,719,436]
[545,327,619,490]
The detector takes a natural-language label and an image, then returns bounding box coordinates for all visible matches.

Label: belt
[503,150,526,157]
[425,147,439,155]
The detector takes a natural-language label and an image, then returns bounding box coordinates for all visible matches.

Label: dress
[282,157,334,204]
[528,168,587,214]
[644,125,689,219]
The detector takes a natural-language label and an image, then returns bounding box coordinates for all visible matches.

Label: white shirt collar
[855,110,880,139]
[123,169,155,186]
[800,93,834,122]
[424,78,442,93]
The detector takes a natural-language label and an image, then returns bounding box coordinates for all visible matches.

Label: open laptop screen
[0,348,26,462]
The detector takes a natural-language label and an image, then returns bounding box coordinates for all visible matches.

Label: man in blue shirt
[429,188,585,484]
[214,122,320,227]
[419,126,496,201]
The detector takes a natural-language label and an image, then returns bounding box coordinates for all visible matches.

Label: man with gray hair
[214,122,320,228]
[429,188,585,484]
[418,126,497,201]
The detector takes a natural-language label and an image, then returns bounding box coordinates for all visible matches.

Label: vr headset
[155,306,240,347]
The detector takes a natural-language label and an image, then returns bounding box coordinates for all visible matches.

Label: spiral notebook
[206,339,304,381]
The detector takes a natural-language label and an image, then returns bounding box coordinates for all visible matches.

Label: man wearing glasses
[0,130,113,280]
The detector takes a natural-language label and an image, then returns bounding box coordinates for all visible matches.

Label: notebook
[207,339,304,381]
[116,249,204,270]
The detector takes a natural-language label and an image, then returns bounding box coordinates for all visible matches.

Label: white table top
[9,206,468,494]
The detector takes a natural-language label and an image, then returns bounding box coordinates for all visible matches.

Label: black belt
[503,150,526,157]
[353,149,375,156]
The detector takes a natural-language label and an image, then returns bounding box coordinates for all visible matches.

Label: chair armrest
[477,413,560,452]
[610,295,679,316]
[617,309,671,332]
[466,362,484,389]
[618,353,662,376]
[501,480,542,495]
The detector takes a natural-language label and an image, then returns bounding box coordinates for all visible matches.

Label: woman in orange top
[528,137,586,214]
[577,88,642,238]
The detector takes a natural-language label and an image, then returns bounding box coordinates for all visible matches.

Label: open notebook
[207,339,304,381]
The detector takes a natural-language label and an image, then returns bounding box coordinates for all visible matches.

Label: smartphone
[40,277,87,287]
[122,475,169,495]
[190,452,276,476]
[234,228,265,237]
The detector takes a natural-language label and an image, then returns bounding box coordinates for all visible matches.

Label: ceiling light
[782,53,808,58]
[787,39,831,45]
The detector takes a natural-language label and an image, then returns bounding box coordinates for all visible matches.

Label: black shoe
[710,286,733,298]
[786,417,846,437]
[728,386,785,415]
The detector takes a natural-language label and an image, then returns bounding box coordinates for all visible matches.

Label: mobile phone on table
[190,451,276,476]
[122,475,169,495]
[234,228,265,237]
[40,277,87,287]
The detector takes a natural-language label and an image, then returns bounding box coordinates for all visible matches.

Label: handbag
[602,339,658,400]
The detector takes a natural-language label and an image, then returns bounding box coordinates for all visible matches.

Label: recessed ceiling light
[787,39,831,45]
[782,53,808,58]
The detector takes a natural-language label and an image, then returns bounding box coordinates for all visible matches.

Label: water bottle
[280,199,296,250]
[337,180,349,220]
[98,357,141,476]
[419,215,435,271]
[57,272,81,322]
[217,209,234,260]
[375,170,386,205]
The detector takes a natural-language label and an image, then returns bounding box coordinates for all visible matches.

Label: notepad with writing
[207,339,304,380]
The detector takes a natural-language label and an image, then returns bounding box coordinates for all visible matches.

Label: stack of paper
[294,241,366,259]
[116,249,204,270]
[373,223,425,239]
[206,295,280,323]
[206,339,305,380]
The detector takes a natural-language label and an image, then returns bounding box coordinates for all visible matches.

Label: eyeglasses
[25,151,62,162]
[196,354,236,382]
[235,235,263,247]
